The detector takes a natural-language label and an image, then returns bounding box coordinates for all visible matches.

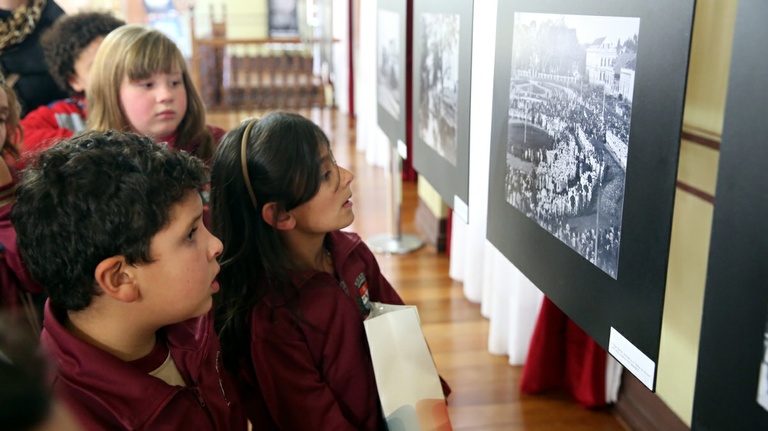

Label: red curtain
[402,0,416,181]
[520,296,608,408]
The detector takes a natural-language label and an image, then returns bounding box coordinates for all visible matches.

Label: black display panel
[692,1,768,428]
[411,0,473,221]
[377,0,407,144]
[486,0,695,389]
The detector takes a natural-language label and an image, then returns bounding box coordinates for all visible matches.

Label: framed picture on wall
[376,0,407,144]
[143,0,191,58]
[411,0,473,221]
[692,1,768,428]
[269,0,300,38]
[485,0,695,390]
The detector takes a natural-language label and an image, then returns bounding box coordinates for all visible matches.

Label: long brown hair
[211,112,333,367]
[0,79,22,159]
[86,24,214,161]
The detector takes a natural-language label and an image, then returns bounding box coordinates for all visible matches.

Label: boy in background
[19,11,124,157]
[11,130,247,431]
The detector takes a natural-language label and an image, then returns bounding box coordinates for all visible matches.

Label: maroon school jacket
[160,124,226,164]
[240,231,449,430]
[41,302,247,431]
[0,178,43,318]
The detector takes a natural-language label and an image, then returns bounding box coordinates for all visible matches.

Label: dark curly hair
[11,130,208,311]
[41,11,125,96]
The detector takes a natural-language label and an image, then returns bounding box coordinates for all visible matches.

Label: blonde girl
[87,24,223,162]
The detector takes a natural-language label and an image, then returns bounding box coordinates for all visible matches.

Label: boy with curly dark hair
[18,11,124,159]
[10,130,247,431]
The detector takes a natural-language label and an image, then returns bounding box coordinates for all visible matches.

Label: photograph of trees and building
[417,12,460,166]
[377,9,401,120]
[505,13,640,278]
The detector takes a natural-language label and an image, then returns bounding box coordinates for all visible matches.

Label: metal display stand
[366,142,424,254]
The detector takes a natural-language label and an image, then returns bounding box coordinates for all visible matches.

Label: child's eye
[186,227,198,241]
[170,80,183,87]
[323,170,332,180]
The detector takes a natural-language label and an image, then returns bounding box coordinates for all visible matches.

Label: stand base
[366,233,424,254]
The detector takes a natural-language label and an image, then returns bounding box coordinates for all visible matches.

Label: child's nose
[209,231,224,260]
[342,167,354,186]
[157,84,174,102]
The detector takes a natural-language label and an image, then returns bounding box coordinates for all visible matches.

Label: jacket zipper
[192,387,216,428]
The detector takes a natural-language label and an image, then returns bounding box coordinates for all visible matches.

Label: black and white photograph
[377,9,401,120]
[505,13,639,278]
[411,0,472,219]
[487,0,695,382]
[268,0,299,38]
[758,315,768,411]
[418,13,460,166]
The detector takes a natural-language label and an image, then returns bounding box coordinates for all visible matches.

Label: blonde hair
[0,81,22,159]
[86,24,214,161]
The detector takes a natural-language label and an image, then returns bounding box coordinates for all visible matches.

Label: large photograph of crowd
[504,12,640,278]
[417,12,460,166]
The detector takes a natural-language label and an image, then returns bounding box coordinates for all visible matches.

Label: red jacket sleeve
[250,291,377,431]
[250,339,362,431]
[19,104,76,153]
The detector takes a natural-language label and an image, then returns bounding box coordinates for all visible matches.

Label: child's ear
[262,202,295,231]
[67,74,86,94]
[94,256,139,303]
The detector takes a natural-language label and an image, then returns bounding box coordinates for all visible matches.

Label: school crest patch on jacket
[354,273,371,316]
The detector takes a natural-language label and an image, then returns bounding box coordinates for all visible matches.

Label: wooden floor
[208,107,629,431]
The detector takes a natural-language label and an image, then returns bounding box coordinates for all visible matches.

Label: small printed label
[609,327,656,390]
[397,139,408,160]
[453,196,468,223]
